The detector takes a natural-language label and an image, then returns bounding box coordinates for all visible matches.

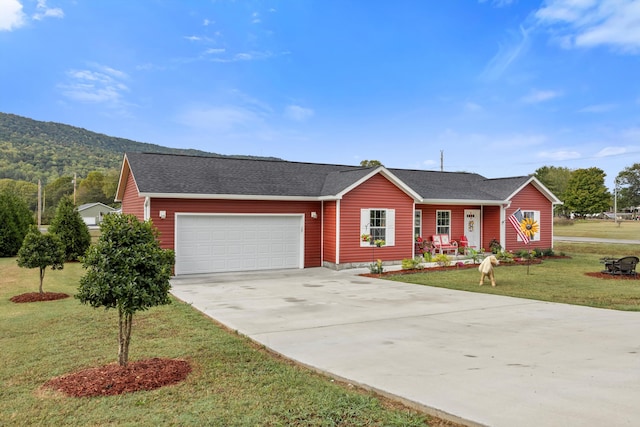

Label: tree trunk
[39,266,45,294]
[118,309,133,367]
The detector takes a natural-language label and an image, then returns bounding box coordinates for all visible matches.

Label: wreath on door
[468,220,474,232]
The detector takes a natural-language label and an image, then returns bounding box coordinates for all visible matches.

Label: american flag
[508,208,530,244]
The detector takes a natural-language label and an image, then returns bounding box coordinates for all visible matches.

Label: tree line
[534,163,640,217]
[0,169,119,224]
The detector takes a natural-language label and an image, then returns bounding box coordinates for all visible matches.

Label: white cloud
[0,0,62,31]
[208,50,278,63]
[578,103,617,113]
[595,146,628,157]
[537,149,581,160]
[478,0,516,7]
[0,0,26,31]
[535,0,640,53]
[521,89,562,103]
[204,48,225,54]
[284,105,314,121]
[33,0,63,20]
[481,25,530,80]
[58,64,129,105]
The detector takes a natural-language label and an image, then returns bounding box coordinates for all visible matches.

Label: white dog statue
[478,255,499,287]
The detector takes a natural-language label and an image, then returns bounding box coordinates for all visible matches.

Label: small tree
[16,226,65,294]
[48,196,91,261]
[76,214,175,367]
[563,167,611,217]
[616,163,640,210]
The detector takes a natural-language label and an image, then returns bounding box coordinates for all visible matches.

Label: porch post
[500,204,507,251]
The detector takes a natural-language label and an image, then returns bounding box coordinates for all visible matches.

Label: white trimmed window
[436,210,450,236]
[414,210,422,239]
[143,197,150,221]
[360,209,395,246]
[522,210,541,242]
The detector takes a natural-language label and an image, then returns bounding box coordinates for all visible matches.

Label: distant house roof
[78,202,118,212]
[116,152,561,205]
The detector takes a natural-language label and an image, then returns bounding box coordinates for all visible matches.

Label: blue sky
[2,0,639,189]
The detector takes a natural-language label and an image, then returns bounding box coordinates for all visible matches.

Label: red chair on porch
[458,236,470,254]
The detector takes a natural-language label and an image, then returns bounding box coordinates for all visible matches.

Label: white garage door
[175,214,303,275]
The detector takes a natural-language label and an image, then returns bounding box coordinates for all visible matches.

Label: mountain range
[0,112,275,183]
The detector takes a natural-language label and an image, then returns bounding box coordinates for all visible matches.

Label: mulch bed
[9,292,70,303]
[361,258,546,278]
[43,358,192,397]
[585,272,640,280]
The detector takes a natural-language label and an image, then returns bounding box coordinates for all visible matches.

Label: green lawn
[554,219,640,240]
[3,221,639,426]
[0,258,439,427]
[387,242,640,311]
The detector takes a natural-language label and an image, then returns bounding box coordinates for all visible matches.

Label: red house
[115,153,562,275]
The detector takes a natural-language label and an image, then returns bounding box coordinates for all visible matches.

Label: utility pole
[37,180,42,228]
[73,173,77,205]
[614,178,619,227]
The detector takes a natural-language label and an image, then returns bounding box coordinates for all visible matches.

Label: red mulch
[585,272,640,280]
[9,292,70,303]
[43,358,191,397]
[361,258,546,278]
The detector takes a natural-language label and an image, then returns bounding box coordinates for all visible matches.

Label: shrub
[496,250,515,263]
[369,259,384,274]
[433,254,451,267]
[401,257,423,270]
[542,247,555,256]
[489,239,501,254]
[466,248,482,264]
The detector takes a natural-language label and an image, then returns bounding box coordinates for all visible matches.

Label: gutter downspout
[335,200,340,267]
[500,201,511,251]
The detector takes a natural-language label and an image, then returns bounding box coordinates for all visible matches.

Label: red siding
[121,173,144,219]
[148,198,323,268]
[322,201,337,264]
[339,174,414,264]
[506,184,554,251]
[482,206,501,252]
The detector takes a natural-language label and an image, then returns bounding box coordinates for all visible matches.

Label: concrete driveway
[170,267,640,427]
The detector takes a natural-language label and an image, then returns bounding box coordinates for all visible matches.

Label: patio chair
[431,234,458,255]
[459,236,470,254]
[602,256,639,276]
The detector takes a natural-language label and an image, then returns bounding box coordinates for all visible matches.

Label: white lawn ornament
[478,255,499,287]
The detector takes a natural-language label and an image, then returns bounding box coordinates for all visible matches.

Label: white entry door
[464,209,481,250]
[175,214,303,275]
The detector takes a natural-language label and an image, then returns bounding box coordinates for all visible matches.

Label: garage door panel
[176,215,302,275]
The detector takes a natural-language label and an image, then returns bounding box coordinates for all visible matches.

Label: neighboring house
[115,152,562,275]
[77,202,118,226]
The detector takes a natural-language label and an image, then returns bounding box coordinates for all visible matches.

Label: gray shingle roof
[123,152,549,203]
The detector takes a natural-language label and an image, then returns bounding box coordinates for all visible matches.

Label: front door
[464,209,481,250]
